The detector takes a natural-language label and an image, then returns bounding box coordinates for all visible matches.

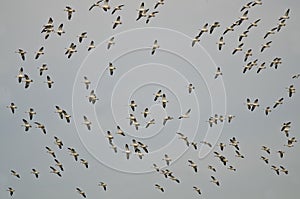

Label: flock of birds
[4,0,299,198]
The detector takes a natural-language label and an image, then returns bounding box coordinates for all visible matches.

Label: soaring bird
[34,121,47,134]
[107,37,115,49]
[210,22,220,34]
[56,23,65,36]
[99,182,107,191]
[215,67,223,79]
[35,46,44,59]
[46,146,56,158]
[108,62,116,76]
[208,165,217,172]
[261,41,272,52]
[177,132,189,146]
[210,176,220,186]
[141,107,150,118]
[50,166,61,177]
[265,106,271,115]
[23,74,33,89]
[146,11,159,24]
[188,160,198,172]
[77,32,87,43]
[112,4,124,15]
[65,43,77,58]
[277,150,285,158]
[87,40,95,51]
[178,108,191,119]
[68,147,79,161]
[22,119,32,131]
[287,85,295,97]
[261,146,270,154]
[124,144,131,159]
[161,93,168,108]
[240,1,252,12]
[273,97,284,109]
[44,75,54,88]
[163,116,173,125]
[154,0,164,9]
[247,19,261,30]
[31,169,40,178]
[54,136,63,149]
[38,64,48,76]
[145,119,155,128]
[89,0,102,11]
[271,165,280,175]
[239,30,249,42]
[100,0,110,11]
[15,48,27,61]
[54,159,64,171]
[154,89,162,101]
[16,67,24,83]
[198,23,209,37]
[64,6,75,20]
[76,188,87,198]
[7,102,17,114]
[10,170,21,178]
[62,110,71,123]
[7,187,15,196]
[155,184,164,192]
[80,159,89,168]
[116,125,125,136]
[235,150,245,158]
[279,9,290,20]
[55,105,64,119]
[163,154,172,166]
[232,43,244,55]
[257,62,266,73]
[82,116,92,130]
[263,27,277,39]
[129,100,137,111]
[260,156,269,164]
[112,16,122,29]
[193,186,201,194]
[82,76,91,90]
[151,40,160,55]
[244,49,252,62]
[191,35,200,47]
[280,166,288,174]
[87,90,99,104]
[216,36,225,50]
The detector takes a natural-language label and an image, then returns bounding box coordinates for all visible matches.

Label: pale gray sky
[1,0,300,198]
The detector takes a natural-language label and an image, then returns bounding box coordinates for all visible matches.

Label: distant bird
[278,150,285,158]
[215,67,222,79]
[210,176,220,186]
[219,143,226,151]
[163,116,173,125]
[193,186,201,195]
[15,48,27,61]
[245,98,259,111]
[141,108,150,118]
[270,57,282,69]
[265,106,271,115]
[198,23,209,37]
[187,83,195,94]
[280,166,288,174]
[46,146,56,158]
[106,131,114,144]
[146,11,159,24]
[129,100,137,111]
[292,74,300,79]
[232,43,244,55]
[50,166,61,177]
[44,75,54,88]
[208,165,217,172]
[111,4,124,15]
[82,116,92,130]
[210,22,220,34]
[252,0,262,7]
[273,97,284,109]
[64,6,75,20]
[107,37,115,49]
[216,36,225,50]
[229,137,240,150]
[80,159,89,168]
[77,32,87,43]
[35,46,44,59]
[271,165,280,175]
[22,119,32,131]
[261,41,272,52]
[247,19,261,30]
[34,121,47,134]
[163,154,172,166]
[154,89,162,101]
[191,142,197,150]
[87,90,99,104]
[87,40,95,51]
[279,9,290,21]
[23,74,33,89]
[155,184,164,192]
[235,150,245,158]
[54,136,63,149]
[188,160,198,172]
[76,188,87,198]
[100,0,111,11]
[82,76,91,90]
[239,30,249,42]
[68,147,79,161]
[7,187,15,196]
[124,144,131,159]
[11,170,20,178]
[151,40,160,55]
[161,93,168,108]
[99,182,107,191]
[200,141,212,148]
[62,110,71,123]
[116,125,125,136]
[108,62,116,76]
[227,115,235,123]
[191,35,200,47]
[177,132,189,146]
[154,0,164,9]
[237,10,249,25]
[223,24,235,35]
[65,43,77,58]
[7,102,17,114]
[257,62,266,73]
[55,105,64,119]
[89,0,102,11]
[31,169,40,178]
[54,159,64,171]
[138,141,149,153]
[261,146,270,154]
[277,20,286,32]
[228,165,237,171]
[112,16,122,29]
[260,156,269,164]
[244,49,252,62]
[16,67,24,83]
[287,85,295,97]
[56,23,65,36]
[178,108,191,119]
[240,1,252,12]
[145,119,155,128]
[38,64,48,76]
[263,27,277,39]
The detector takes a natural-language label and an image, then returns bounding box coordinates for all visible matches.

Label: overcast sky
[1,0,300,198]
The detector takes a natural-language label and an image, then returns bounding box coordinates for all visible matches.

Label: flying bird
[64,6,75,20]
[151,40,160,55]
[112,16,122,29]
[35,46,44,59]
[112,4,124,15]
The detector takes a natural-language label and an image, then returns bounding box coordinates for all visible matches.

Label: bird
[82,76,91,90]
[247,19,261,30]
[228,165,237,171]
[99,182,107,191]
[273,97,284,109]
[198,23,209,37]
[22,119,32,131]
[106,131,114,144]
[235,150,245,158]
[108,62,116,76]
[62,110,71,123]
[261,146,271,154]
[76,188,87,198]
[239,30,249,42]
[54,159,64,171]
[111,4,124,15]
[278,150,285,158]
[191,35,200,47]
[252,0,262,6]
[68,147,79,161]
[257,62,266,73]
[210,176,220,186]
[138,141,149,153]
[191,142,197,150]
[277,20,286,32]
[89,0,102,11]
[244,49,252,62]
[141,108,150,118]
[112,16,122,29]
[77,32,87,43]
[178,108,191,119]
[15,48,27,61]
[270,57,282,69]
[210,22,220,34]
[55,105,64,119]
[87,40,95,51]
[80,159,89,168]
[23,74,33,89]
[279,9,290,20]
[265,107,271,115]
[219,143,226,151]
[188,83,195,94]
[146,11,159,24]
[154,89,162,101]
[215,67,222,79]
[223,24,235,35]
[193,186,201,194]
[287,85,295,97]
[10,170,21,178]
[56,23,65,36]
[54,136,63,149]
[107,37,115,49]
[7,187,15,196]
[64,6,75,20]
[30,169,40,178]
[229,137,240,150]
[208,165,217,172]
[38,64,48,76]
[44,75,54,88]
[151,40,160,55]
[87,90,99,104]
[177,132,190,146]
[145,119,155,128]
[163,154,172,166]
[216,36,225,50]
[261,41,272,52]
[260,156,269,164]
[46,146,56,158]
[240,1,252,12]
[161,93,168,108]
[50,166,61,177]
[100,0,110,11]
[129,100,137,111]
[200,141,212,148]
[188,160,198,172]
[34,121,46,134]
[136,5,149,21]
[116,125,125,136]
[16,67,24,83]
[237,10,249,25]
[263,27,277,39]
[271,165,280,175]
[163,116,173,125]
[65,43,77,58]
[154,0,164,9]
[227,115,235,123]
[292,74,300,79]
[7,102,17,114]
[280,166,288,174]
[232,43,244,55]
[35,46,44,59]
[155,184,164,192]
[124,144,131,159]
[82,116,92,130]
